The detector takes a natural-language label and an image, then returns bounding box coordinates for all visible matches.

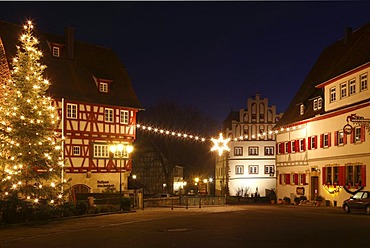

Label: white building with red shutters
[275,24,370,206]
[0,20,142,196]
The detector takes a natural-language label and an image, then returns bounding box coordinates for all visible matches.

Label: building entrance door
[311,176,319,200]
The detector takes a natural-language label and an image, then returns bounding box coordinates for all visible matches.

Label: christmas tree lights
[0,21,64,206]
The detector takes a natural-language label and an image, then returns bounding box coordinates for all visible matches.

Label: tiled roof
[0,20,142,109]
[275,23,370,128]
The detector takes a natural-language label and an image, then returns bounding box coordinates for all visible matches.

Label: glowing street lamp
[109,143,134,210]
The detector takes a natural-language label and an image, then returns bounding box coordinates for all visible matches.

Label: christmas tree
[0,21,63,218]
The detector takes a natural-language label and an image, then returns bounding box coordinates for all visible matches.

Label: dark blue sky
[1,1,370,125]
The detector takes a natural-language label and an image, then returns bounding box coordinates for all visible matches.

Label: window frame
[105,108,114,123]
[120,110,129,124]
[360,73,368,91]
[340,82,347,99]
[249,165,258,174]
[264,165,274,175]
[73,146,81,156]
[248,146,259,156]
[235,165,244,175]
[349,78,356,96]
[93,144,109,158]
[330,87,336,103]
[66,103,77,119]
[99,82,109,93]
[264,146,274,156]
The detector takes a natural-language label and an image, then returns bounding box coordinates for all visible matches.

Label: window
[337,130,344,145]
[300,104,305,115]
[93,144,109,158]
[354,126,362,143]
[248,146,258,155]
[313,98,322,111]
[264,146,274,155]
[249,165,258,174]
[360,73,368,91]
[105,108,114,122]
[322,133,330,148]
[235,165,244,175]
[308,136,317,150]
[330,87,336,102]
[73,146,81,156]
[120,110,129,124]
[299,139,305,152]
[52,46,60,57]
[284,142,289,154]
[264,165,274,175]
[340,83,347,99]
[346,164,364,186]
[349,79,356,95]
[67,103,77,119]
[99,82,108,93]
[299,174,307,185]
[291,141,296,153]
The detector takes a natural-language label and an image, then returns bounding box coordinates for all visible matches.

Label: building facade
[275,24,370,206]
[0,21,142,196]
[215,94,283,197]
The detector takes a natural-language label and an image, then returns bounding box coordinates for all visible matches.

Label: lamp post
[110,143,133,210]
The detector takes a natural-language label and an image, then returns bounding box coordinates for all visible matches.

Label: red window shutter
[361,126,366,142]
[294,173,299,185]
[361,165,366,186]
[302,173,307,185]
[344,133,347,144]
[320,134,324,148]
[302,138,306,151]
[276,143,279,154]
[328,132,331,147]
[314,136,318,149]
[322,167,326,185]
[334,131,338,146]
[286,174,291,184]
[350,129,355,143]
[338,166,345,186]
[279,174,282,184]
[287,141,291,153]
[308,137,312,150]
[295,140,299,151]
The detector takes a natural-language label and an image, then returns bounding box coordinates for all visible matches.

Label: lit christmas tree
[0,21,63,213]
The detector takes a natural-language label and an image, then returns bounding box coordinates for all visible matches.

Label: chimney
[344,27,352,44]
[65,27,75,59]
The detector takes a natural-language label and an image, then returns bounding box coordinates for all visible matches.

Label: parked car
[343,191,370,215]
[150,193,172,198]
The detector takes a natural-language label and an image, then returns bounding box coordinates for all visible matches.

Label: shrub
[283,197,291,205]
[59,201,76,217]
[75,201,88,215]
[120,197,131,211]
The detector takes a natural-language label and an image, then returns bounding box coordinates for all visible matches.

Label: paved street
[0,204,369,248]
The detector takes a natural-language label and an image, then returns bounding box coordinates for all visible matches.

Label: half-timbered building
[0,20,142,196]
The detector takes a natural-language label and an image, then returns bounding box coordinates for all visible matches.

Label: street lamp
[110,143,134,210]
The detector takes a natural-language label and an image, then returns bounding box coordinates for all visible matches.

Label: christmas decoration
[211,133,230,156]
[0,21,64,210]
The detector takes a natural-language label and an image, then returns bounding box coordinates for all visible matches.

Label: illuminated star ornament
[211,133,230,156]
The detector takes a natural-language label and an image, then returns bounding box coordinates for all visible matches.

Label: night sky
[1,1,370,125]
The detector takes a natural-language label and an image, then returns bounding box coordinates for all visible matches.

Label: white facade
[216,94,283,197]
[276,64,369,206]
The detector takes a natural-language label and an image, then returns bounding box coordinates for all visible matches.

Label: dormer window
[300,104,305,115]
[99,82,108,93]
[313,97,322,111]
[52,46,60,57]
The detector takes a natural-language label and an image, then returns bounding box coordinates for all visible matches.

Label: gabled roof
[275,23,370,128]
[0,20,142,109]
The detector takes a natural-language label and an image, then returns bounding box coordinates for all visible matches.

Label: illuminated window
[234,147,243,156]
[264,146,274,155]
[67,103,77,119]
[105,108,114,122]
[99,82,108,93]
[340,83,347,99]
[313,98,322,111]
[249,165,258,174]
[291,141,296,153]
[93,144,109,158]
[299,139,305,152]
[52,46,60,57]
[300,104,305,115]
[330,87,336,102]
[338,131,344,145]
[349,79,356,95]
[323,133,330,148]
[235,165,244,175]
[354,126,362,143]
[248,146,258,155]
[120,110,129,124]
[73,146,81,156]
[360,73,368,91]
[264,165,274,174]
